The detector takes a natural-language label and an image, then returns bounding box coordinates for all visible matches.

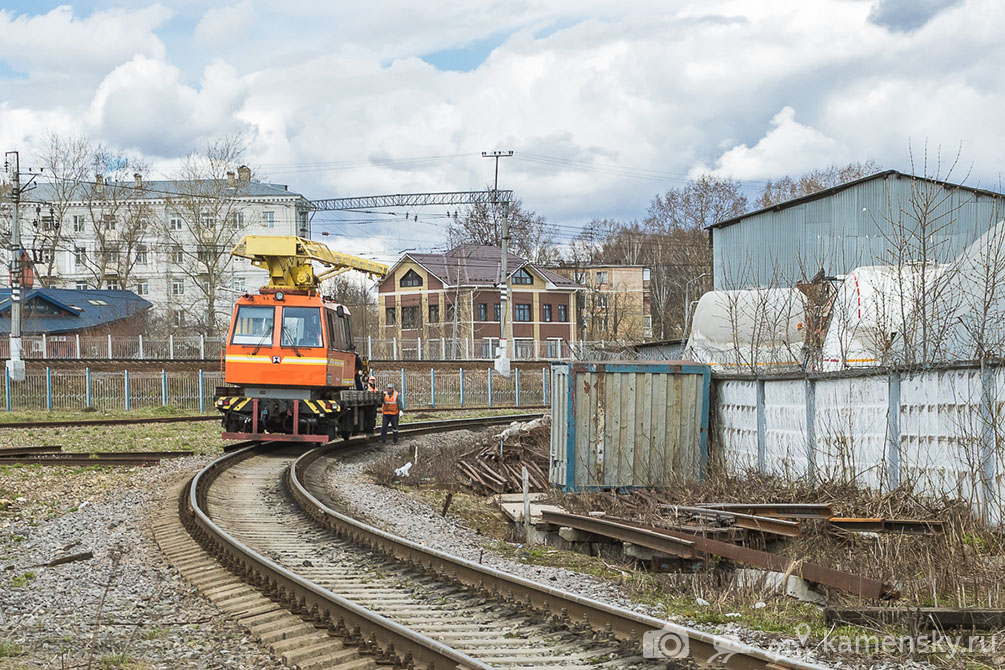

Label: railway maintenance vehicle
[215,235,388,442]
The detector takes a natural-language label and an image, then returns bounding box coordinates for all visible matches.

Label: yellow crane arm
[231,235,388,290]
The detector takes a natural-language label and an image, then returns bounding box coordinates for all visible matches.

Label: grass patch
[0,640,25,657]
[10,571,35,588]
[0,405,205,425]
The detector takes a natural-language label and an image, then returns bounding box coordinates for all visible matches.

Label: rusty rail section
[661,504,802,537]
[291,444,831,670]
[696,503,835,519]
[828,517,945,534]
[544,511,899,601]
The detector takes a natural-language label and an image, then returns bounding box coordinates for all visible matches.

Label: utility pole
[4,151,25,382]
[482,150,513,375]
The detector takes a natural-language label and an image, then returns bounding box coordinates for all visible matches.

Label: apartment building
[15,167,311,333]
[551,264,652,342]
[378,245,583,358]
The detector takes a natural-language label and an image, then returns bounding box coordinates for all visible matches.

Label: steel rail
[291,444,834,670]
[184,414,543,669]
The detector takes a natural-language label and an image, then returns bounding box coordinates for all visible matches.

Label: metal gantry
[310,189,513,212]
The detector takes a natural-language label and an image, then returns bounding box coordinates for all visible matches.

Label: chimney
[227,171,236,188]
[95,174,104,194]
[134,173,142,188]
[237,165,251,182]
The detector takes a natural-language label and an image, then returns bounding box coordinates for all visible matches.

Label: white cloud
[195,1,256,45]
[89,56,249,157]
[0,5,170,76]
[700,107,847,180]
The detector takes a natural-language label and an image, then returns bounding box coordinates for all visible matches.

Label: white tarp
[686,288,806,370]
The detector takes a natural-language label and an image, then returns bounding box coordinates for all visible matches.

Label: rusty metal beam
[695,503,834,519]
[546,511,898,601]
[828,517,944,534]
[662,505,802,538]
[825,606,1005,630]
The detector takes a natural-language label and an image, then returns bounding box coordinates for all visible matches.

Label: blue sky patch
[422,31,511,72]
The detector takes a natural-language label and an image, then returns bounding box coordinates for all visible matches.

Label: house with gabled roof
[377,244,583,358]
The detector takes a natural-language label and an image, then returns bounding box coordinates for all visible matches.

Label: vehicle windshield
[231,305,275,346]
[281,307,323,348]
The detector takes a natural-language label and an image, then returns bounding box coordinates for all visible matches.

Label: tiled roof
[0,288,152,335]
[405,245,581,289]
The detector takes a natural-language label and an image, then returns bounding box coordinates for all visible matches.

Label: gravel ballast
[0,456,282,669]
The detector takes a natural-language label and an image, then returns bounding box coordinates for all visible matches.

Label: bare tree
[27,133,93,285]
[757,161,881,209]
[163,136,252,336]
[320,274,379,344]
[76,150,150,291]
[448,194,558,263]
[644,176,746,339]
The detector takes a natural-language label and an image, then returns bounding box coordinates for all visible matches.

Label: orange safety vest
[382,390,399,415]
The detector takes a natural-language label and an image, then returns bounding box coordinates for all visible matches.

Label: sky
[0,0,998,263]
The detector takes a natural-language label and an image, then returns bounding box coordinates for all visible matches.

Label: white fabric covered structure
[686,288,807,370]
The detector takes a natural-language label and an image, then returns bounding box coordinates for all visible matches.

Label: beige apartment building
[551,264,652,342]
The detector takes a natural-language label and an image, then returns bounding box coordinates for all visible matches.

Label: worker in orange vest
[367,375,378,392]
[380,382,401,444]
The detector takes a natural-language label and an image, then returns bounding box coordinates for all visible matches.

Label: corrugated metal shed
[549,360,710,491]
[631,339,687,360]
[711,171,1005,289]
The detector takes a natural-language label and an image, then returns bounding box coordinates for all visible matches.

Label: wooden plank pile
[454,441,549,494]
[454,417,550,495]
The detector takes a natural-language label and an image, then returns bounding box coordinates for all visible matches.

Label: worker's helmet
[387,383,394,389]
[369,375,376,383]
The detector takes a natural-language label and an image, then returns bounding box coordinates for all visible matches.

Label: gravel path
[322,426,937,670]
[0,456,283,670]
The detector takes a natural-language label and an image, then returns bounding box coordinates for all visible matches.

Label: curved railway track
[173,415,831,670]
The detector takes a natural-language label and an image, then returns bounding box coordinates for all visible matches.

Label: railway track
[174,415,830,670]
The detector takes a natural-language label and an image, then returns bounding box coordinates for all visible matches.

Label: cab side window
[341,316,354,349]
[326,309,342,350]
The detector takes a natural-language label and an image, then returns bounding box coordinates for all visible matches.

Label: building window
[494,303,500,321]
[74,247,86,265]
[297,211,308,236]
[135,246,147,264]
[234,276,246,292]
[75,281,87,290]
[514,304,531,322]
[596,294,609,310]
[169,215,183,231]
[558,304,568,322]
[428,304,439,322]
[596,271,609,285]
[446,302,455,323]
[106,280,120,290]
[262,211,275,228]
[103,249,119,264]
[171,248,184,264]
[478,303,488,321]
[401,305,421,328]
[73,215,86,233]
[201,212,215,229]
[197,246,214,263]
[399,269,422,287]
[137,282,149,296]
[542,304,552,322]
[385,307,396,325]
[233,211,245,229]
[173,312,183,327]
[172,279,185,296]
[512,268,533,285]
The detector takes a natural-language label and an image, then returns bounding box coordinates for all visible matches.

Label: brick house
[378,245,583,358]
